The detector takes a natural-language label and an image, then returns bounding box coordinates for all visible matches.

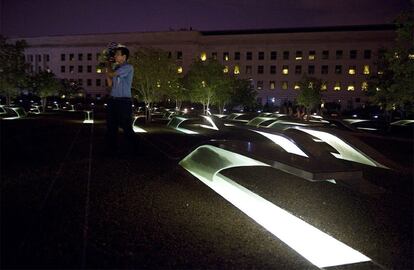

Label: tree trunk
[6,94,11,106]
[145,102,152,123]
[42,97,47,113]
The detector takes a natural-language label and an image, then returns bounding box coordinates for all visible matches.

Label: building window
[223,52,229,61]
[270,65,276,74]
[246,52,252,60]
[96,79,101,86]
[321,65,329,74]
[321,83,327,91]
[269,81,276,89]
[294,83,300,90]
[336,50,343,59]
[295,51,303,60]
[46,55,50,62]
[177,51,183,60]
[308,65,315,74]
[295,65,302,74]
[348,66,356,75]
[257,81,263,90]
[37,55,41,62]
[308,51,315,60]
[335,65,342,74]
[363,65,370,75]
[212,52,217,60]
[87,53,92,61]
[96,53,100,61]
[270,51,277,60]
[246,65,252,74]
[78,53,83,61]
[167,51,172,58]
[322,50,329,60]
[87,79,92,86]
[362,81,368,91]
[78,79,83,86]
[347,85,355,91]
[87,65,92,73]
[257,65,264,74]
[69,53,74,61]
[282,65,289,75]
[200,52,207,61]
[282,81,288,90]
[350,50,357,59]
[177,66,183,73]
[334,82,341,91]
[234,52,240,60]
[283,51,289,60]
[234,65,240,74]
[258,52,265,60]
[223,66,229,73]
[61,66,65,73]
[78,66,83,73]
[69,66,74,73]
[364,49,372,59]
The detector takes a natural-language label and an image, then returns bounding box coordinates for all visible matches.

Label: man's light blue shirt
[111,63,134,98]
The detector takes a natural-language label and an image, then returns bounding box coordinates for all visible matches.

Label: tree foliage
[184,59,234,114]
[29,71,61,111]
[230,78,257,109]
[367,13,414,113]
[0,36,29,105]
[296,75,322,118]
[129,47,179,110]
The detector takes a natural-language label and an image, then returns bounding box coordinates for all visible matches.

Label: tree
[184,59,233,114]
[60,79,85,99]
[129,47,179,121]
[367,13,414,116]
[30,71,61,112]
[0,36,29,105]
[166,77,188,111]
[296,75,322,120]
[229,79,257,110]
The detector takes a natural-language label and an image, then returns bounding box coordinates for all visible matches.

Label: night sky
[1,0,412,38]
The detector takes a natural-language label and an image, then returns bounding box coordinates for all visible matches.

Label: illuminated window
[282,81,288,90]
[257,65,264,74]
[409,54,414,60]
[234,65,240,75]
[347,85,355,91]
[283,51,289,60]
[258,52,264,60]
[294,83,300,90]
[177,66,183,73]
[295,65,302,74]
[270,51,277,60]
[282,65,289,75]
[201,81,206,87]
[270,81,276,89]
[308,50,315,60]
[321,83,327,91]
[223,52,229,61]
[361,81,368,91]
[334,82,341,91]
[223,66,229,73]
[200,52,207,61]
[257,81,263,90]
[295,51,303,60]
[363,65,370,75]
[270,65,276,74]
[348,66,356,75]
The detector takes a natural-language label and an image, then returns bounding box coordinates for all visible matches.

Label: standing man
[105,46,136,154]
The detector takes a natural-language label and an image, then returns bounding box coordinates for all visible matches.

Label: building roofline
[200,24,396,36]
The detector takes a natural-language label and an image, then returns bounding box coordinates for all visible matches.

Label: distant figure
[105,46,136,154]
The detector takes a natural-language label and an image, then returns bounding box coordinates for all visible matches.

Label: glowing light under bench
[83,111,94,124]
[180,145,371,268]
